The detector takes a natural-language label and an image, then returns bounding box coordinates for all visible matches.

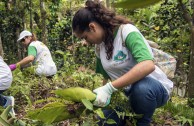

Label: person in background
[9,30,57,77]
[72,1,173,126]
[0,56,15,116]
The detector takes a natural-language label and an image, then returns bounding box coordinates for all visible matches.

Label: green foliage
[188,98,194,107]
[1,0,193,125]
[114,0,161,9]
[8,62,137,125]
[47,16,72,51]
[163,102,194,120]
[111,91,131,114]
[0,106,27,126]
[153,97,194,125]
[167,101,194,125]
[176,116,193,126]
[55,50,77,74]
[0,106,13,126]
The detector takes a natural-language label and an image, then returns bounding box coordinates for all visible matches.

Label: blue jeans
[0,90,6,106]
[98,77,169,126]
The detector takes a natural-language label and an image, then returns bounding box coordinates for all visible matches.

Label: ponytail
[31,33,37,42]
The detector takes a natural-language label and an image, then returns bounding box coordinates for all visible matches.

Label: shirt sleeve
[125,31,153,63]
[28,46,37,57]
[95,57,110,79]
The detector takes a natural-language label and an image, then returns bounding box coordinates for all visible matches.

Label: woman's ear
[89,23,96,32]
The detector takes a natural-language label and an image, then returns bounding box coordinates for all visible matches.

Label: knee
[131,81,148,96]
[130,77,157,96]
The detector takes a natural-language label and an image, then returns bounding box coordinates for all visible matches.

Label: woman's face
[74,22,105,44]
[21,36,32,47]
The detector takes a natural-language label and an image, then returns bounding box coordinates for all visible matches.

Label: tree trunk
[178,0,194,107]
[0,33,4,57]
[188,26,194,107]
[30,0,33,33]
[188,0,194,107]
[16,28,22,60]
[40,0,47,44]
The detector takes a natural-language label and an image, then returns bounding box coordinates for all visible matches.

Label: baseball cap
[17,30,32,42]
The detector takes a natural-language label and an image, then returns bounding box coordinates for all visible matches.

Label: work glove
[9,64,17,71]
[93,82,118,107]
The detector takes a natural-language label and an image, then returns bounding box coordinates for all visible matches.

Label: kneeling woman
[9,30,57,77]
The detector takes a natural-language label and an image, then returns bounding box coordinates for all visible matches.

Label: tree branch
[178,0,192,25]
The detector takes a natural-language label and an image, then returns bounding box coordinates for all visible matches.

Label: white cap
[17,30,32,42]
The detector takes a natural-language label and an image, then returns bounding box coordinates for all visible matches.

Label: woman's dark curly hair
[72,0,132,60]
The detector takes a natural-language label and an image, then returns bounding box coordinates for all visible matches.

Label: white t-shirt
[95,24,173,94]
[0,56,12,90]
[29,41,57,76]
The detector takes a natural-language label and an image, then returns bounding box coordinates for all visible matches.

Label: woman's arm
[112,27,155,88]
[112,60,155,88]
[17,45,37,67]
[16,55,35,67]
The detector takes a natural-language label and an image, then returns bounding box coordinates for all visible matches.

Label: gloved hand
[93,82,118,107]
[9,64,17,71]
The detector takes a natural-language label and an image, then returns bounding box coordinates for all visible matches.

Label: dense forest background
[1,0,194,125]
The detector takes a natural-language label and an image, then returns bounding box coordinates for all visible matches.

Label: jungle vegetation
[0,0,194,125]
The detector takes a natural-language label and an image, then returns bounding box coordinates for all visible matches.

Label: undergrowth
[1,52,194,125]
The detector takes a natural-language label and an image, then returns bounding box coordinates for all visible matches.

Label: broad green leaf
[53,87,96,102]
[81,99,93,111]
[114,0,161,9]
[27,102,74,124]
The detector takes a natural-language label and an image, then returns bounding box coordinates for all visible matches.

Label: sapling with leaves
[27,87,139,125]
[27,87,96,124]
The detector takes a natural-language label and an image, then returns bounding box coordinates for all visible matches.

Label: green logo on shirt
[114,51,127,61]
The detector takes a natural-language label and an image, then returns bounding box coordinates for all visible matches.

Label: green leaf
[182,117,187,125]
[53,87,96,102]
[14,119,26,126]
[106,119,117,124]
[0,106,13,126]
[0,116,9,126]
[27,102,73,124]
[55,50,65,55]
[1,106,12,120]
[188,119,193,126]
[81,99,93,111]
[94,108,105,119]
[114,0,161,9]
